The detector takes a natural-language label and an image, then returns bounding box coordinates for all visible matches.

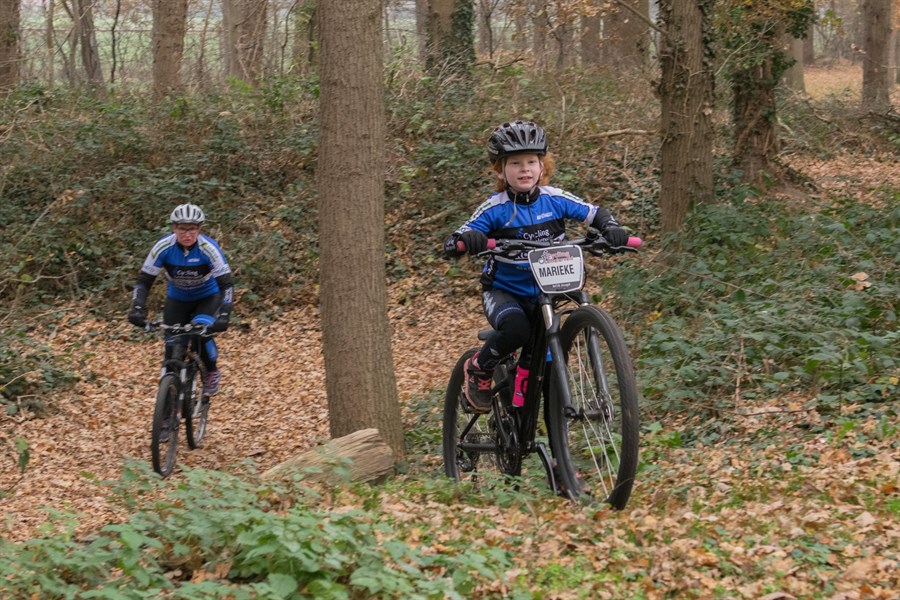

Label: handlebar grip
[626,236,642,248]
[456,239,498,252]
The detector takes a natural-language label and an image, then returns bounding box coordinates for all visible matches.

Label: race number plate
[527,245,585,294]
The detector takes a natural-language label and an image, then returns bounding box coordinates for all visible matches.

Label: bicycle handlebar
[144,321,210,336]
[456,232,642,255]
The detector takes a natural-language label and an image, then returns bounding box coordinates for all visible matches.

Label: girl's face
[502,153,543,193]
[173,223,201,246]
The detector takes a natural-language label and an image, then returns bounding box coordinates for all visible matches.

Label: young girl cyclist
[443,120,631,414]
[128,203,234,397]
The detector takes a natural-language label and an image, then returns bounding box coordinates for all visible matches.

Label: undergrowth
[0,462,544,599]
[610,189,899,415]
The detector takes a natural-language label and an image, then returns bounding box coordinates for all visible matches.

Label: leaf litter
[1,172,898,598]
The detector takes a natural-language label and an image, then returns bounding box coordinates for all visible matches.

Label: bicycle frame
[457,290,588,463]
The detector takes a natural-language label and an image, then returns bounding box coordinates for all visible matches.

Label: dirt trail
[1,287,483,541]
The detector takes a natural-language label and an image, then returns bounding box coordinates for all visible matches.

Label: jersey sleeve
[140,235,176,277]
[547,187,599,225]
[199,236,231,278]
[455,195,501,235]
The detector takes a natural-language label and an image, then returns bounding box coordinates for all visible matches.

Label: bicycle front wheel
[549,305,639,509]
[151,373,180,477]
[184,365,209,450]
[442,349,504,483]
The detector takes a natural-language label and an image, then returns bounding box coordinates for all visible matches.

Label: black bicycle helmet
[487,120,548,162]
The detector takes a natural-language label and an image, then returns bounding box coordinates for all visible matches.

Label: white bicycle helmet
[169,203,206,225]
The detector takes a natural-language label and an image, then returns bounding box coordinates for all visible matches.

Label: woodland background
[0,0,898,598]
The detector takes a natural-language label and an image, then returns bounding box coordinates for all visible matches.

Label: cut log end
[260,428,396,485]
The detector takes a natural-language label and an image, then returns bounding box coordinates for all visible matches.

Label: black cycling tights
[163,295,221,372]
[477,290,534,371]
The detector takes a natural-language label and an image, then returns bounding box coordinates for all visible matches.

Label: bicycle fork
[540,301,578,419]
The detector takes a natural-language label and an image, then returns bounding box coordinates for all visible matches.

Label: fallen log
[260,428,396,485]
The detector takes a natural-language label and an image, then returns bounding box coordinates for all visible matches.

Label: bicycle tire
[549,305,639,509]
[151,373,180,477]
[184,364,209,450]
[442,349,504,483]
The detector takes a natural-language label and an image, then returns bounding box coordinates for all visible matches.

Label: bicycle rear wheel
[151,373,180,477]
[184,364,209,450]
[442,349,505,483]
[549,305,639,509]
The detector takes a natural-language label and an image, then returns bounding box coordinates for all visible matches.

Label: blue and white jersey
[140,234,231,302]
[456,186,599,299]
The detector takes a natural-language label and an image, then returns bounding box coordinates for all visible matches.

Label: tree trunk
[581,11,601,66]
[603,0,649,69]
[861,0,891,110]
[514,9,527,52]
[151,0,188,98]
[803,15,815,64]
[317,0,405,460]
[45,0,54,87]
[425,0,474,76]
[222,0,268,85]
[261,428,395,484]
[894,29,900,84]
[73,0,104,90]
[415,0,428,64]
[291,0,317,76]
[553,19,574,69]
[657,0,714,233]
[732,57,780,186]
[476,0,492,57]
[783,35,806,93]
[0,0,20,92]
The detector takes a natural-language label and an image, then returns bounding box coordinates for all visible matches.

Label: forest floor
[2,64,899,597]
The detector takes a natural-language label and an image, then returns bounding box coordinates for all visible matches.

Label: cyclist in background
[128,203,233,396]
[443,120,630,414]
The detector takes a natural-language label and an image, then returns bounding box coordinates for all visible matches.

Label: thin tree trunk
[109,0,120,84]
[196,0,215,89]
[317,0,405,459]
[45,0,55,87]
[73,0,104,90]
[152,0,188,97]
[0,0,20,92]
[657,0,714,233]
[861,0,891,110]
[63,0,78,85]
[532,0,548,71]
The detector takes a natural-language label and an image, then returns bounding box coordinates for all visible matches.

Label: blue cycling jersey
[455,186,600,299]
[139,234,231,302]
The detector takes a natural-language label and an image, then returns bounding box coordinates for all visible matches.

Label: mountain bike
[443,230,641,509]
[145,321,212,477]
